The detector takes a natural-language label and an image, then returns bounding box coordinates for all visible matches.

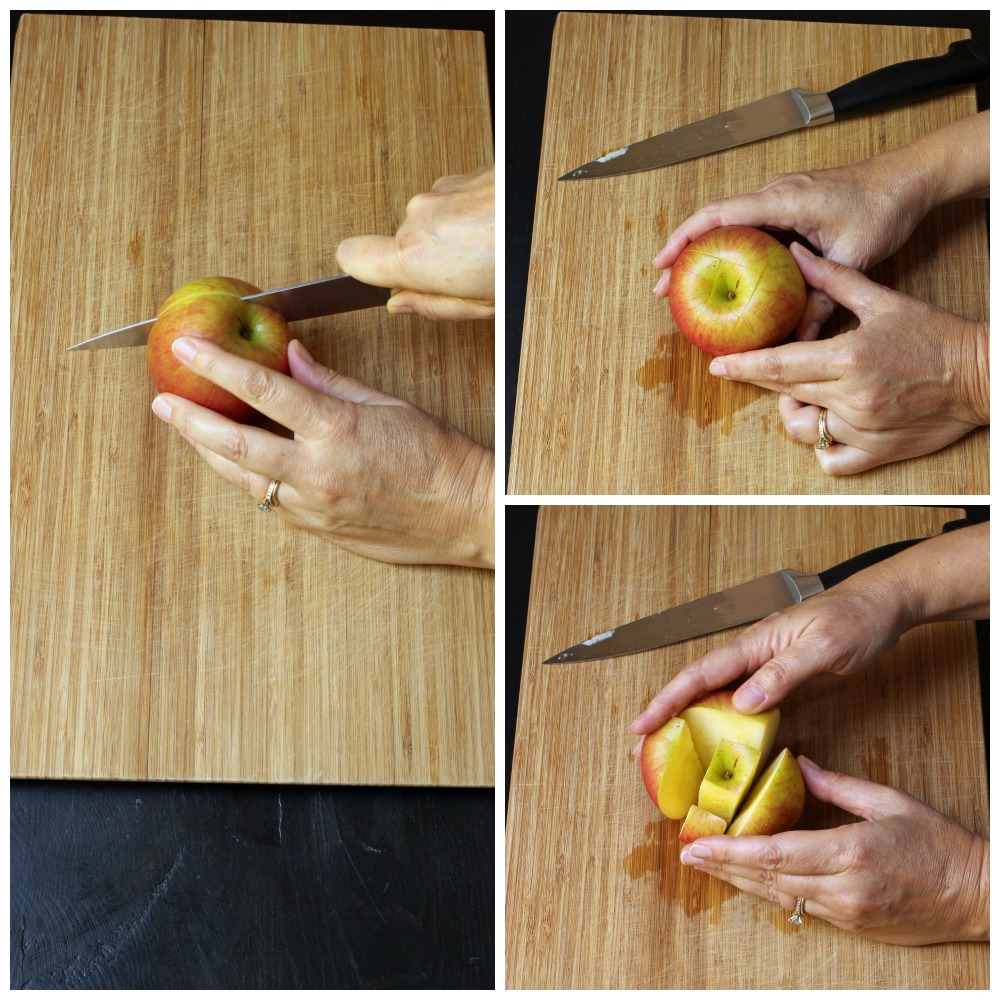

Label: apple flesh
[679,689,779,773]
[147,276,292,423]
[668,226,806,356]
[678,804,727,844]
[639,717,704,820]
[726,748,805,837]
[696,738,761,824]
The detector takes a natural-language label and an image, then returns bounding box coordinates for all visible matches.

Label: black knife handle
[817,517,972,590]
[829,38,988,120]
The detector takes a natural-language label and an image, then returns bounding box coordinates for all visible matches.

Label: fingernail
[708,359,727,377]
[653,272,669,296]
[386,301,414,315]
[733,683,765,713]
[293,339,315,365]
[172,337,197,363]
[798,755,820,772]
[151,396,172,421]
[790,241,814,259]
[681,844,712,865]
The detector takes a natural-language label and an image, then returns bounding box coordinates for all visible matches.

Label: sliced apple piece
[678,804,727,844]
[726,748,805,837]
[679,689,780,772]
[639,717,703,819]
[697,738,761,823]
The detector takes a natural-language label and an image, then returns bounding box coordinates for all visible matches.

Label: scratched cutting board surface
[508,15,989,494]
[506,506,988,988]
[11,14,494,786]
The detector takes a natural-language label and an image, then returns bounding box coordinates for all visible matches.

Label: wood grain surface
[508,14,989,494]
[11,14,494,785]
[506,506,988,988]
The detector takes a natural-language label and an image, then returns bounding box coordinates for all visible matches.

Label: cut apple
[726,748,805,837]
[639,717,703,819]
[697,738,761,823]
[679,804,727,844]
[679,689,780,772]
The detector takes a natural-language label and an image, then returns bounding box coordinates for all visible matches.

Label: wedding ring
[816,409,833,450]
[788,896,807,926]
[257,479,281,513]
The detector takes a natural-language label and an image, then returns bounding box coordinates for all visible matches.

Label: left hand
[707,243,989,475]
[680,756,990,945]
[151,337,494,568]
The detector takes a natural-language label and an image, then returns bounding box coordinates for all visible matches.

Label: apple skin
[678,804,727,845]
[147,276,292,423]
[678,689,780,774]
[726,748,805,837]
[668,226,806,356]
[639,716,704,820]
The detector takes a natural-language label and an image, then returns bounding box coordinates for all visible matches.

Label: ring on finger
[816,409,834,450]
[788,896,807,926]
[257,479,281,513]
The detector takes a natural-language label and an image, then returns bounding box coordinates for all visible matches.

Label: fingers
[777,397,883,476]
[709,339,839,399]
[168,337,336,439]
[335,234,404,290]
[386,289,495,322]
[790,243,891,322]
[798,755,915,822]
[794,289,837,341]
[286,339,400,407]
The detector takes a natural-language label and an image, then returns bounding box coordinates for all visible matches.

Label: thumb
[335,234,405,290]
[798,756,912,822]
[790,243,889,323]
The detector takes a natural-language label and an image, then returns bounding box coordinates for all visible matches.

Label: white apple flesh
[679,689,779,773]
[639,716,704,820]
[726,748,805,836]
[697,738,761,824]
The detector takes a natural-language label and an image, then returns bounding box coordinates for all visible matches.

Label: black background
[11,11,495,990]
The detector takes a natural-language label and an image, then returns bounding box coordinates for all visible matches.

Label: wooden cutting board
[506,506,988,988]
[11,14,494,786]
[508,15,989,494]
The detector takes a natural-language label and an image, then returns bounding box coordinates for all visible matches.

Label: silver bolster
[789,88,835,126]
[779,570,826,603]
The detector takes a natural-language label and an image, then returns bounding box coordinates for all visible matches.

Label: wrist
[443,438,494,570]
[954,319,990,427]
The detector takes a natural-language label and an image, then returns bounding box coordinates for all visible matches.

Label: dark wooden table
[10,11,495,990]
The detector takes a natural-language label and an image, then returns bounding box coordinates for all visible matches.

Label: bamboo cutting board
[508,15,989,494]
[11,14,494,786]
[506,506,988,988]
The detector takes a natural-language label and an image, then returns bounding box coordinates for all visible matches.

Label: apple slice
[678,804,727,844]
[679,690,779,772]
[697,738,761,824]
[726,748,805,837]
[639,717,703,820]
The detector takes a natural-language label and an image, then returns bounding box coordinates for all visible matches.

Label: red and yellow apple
[668,226,806,356]
[147,276,292,422]
[726,748,805,837]
[638,688,804,842]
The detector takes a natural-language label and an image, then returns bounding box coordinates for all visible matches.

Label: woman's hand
[631,575,909,735]
[151,337,494,568]
[679,756,990,945]
[708,243,989,475]
[336,166,495,322]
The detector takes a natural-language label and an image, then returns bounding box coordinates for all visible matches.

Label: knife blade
[543,528,967,664]
[67,274,391,351]
[559,38,988,181]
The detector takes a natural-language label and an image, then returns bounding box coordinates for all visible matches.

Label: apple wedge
[726,748,805,837]
[639,717,703,819]
[678,804,727,844]
[697,738,761,824]
[679,690,780,772]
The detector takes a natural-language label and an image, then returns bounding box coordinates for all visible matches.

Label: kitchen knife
[559,38,988,181]
[67,274,391,351]
[543,522,969,663]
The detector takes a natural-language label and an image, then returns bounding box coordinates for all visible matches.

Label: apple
[696,738,760,824]
[668,226,806,356]
[726,748,805,837]
[147,276,292,422]
[639,717,704,820]
[678,805,727,844]
[678,689,779,773]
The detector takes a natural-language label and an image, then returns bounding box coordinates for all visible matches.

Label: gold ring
[257,479,281,513]
[788,896,807,926]
[816,409,833,450]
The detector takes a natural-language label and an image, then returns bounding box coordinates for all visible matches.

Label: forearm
[878,111,990,215]
[880,521,989,628]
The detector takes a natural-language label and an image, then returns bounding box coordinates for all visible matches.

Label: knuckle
[218,426,252,464]
[241,366,278,404]
[757,352,786,382]
[757,842,789,871]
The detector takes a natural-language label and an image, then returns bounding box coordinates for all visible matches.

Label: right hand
[652,159,929,340]
[630,574,911,734]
